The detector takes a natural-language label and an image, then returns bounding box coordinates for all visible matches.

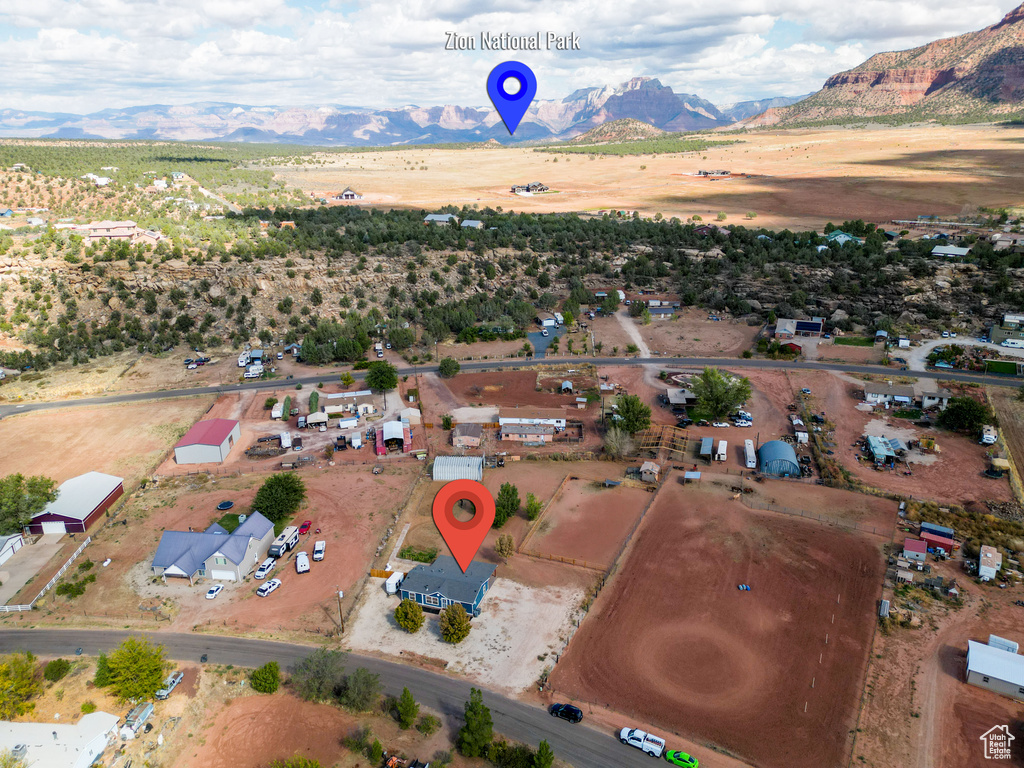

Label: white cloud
[0,0,1017,112]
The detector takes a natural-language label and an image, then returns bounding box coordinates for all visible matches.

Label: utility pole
[337,588,345,634]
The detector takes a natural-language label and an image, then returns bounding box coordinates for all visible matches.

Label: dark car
[184,358,194,365]
[548,703,583,723]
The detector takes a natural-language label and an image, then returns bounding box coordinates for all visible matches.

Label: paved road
[0,629,649,768]
[0,355,1018,418]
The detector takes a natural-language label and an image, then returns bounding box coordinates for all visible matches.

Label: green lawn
[893,409,923,420]
[217,513,241,532]
[834,336,876,347]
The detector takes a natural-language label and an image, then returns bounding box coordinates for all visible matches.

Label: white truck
[374,342,384,358]
[619,727,665,757]
[981,425,998,446]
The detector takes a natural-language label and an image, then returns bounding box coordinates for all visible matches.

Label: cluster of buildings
[423,213,485,229]
[53,220,166,246]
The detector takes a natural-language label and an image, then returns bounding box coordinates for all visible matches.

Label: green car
[664,751,698,768]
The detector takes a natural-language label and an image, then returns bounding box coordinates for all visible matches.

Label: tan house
[499,424,553,444]
[452,423,483,449]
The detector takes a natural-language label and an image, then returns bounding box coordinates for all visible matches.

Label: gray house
[399,556,496,617]
[966,639,1024,701]
[152,512,275,583]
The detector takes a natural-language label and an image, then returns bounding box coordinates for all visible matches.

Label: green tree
[369,740,384,762]
[494,482,520,528]
[290,648,346,702]
[440,603,472,644]
[340,668,382,710]
[389,327,416,350]
[250,661,280,693]
[339,372,355,387]
[525,493,543,521]
[938,396,994,434]
[43,659,70,682]
[615,394,652,434]
[534,740,555,768]
[93,654,111,687]
[264,397,278,410]
[495,534,515,562]
[441,414,454,430]
[394,598,425,633]
[251,473,307,525]
[0,474,57,535]
[438,357,461,378]
[107,637,166,703]
[457,688,493,757]
[0,652,41,719]
[691,367,753,420]
[396,687,420,729]
[365,360,398,407]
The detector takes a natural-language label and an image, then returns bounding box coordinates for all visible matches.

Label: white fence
[0,536,92,613]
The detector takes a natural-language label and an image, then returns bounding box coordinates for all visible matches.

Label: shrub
[394,599,425,633]
[43,659,71,682]
[80,701,97,714]
[441,414,454,430]
[417,714,442,735]
[250,661,280,693]
[396,687,419,729]
[340,668,382,711]
[93,654,111,687]
[440,603,472,644]
[438,357,461,378]
[264,397,278,410]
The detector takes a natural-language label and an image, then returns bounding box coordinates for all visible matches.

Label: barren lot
[0,397,214,485]
[549,480,885,768]
[273,124,1024,230]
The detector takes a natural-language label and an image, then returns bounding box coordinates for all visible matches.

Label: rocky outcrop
[744,2,1024,126]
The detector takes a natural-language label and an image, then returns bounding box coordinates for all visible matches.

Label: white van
[254,557,276,580]
[312,541,326,561]
[295,552,310,574]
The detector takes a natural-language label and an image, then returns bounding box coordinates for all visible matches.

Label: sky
[0,0,1019,113]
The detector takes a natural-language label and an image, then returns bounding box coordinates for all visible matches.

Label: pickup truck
[619,727,665,757]
[155,670,184,700]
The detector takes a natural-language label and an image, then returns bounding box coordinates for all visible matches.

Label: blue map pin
[487,61,537,135]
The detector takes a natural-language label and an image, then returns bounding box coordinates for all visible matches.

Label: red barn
[28,472,124,535]
[920,531,958,551]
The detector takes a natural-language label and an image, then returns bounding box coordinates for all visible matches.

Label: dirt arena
[549,479,886,768]
[273,124,1024,230]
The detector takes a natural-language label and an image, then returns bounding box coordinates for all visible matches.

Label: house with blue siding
[399,556,496,617]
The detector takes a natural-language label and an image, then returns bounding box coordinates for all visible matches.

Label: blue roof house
[151,512,274,583]
[399,556,496,617]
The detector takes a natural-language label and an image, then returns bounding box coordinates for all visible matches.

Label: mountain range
[0,80,806,146]
[746,1,1024,127]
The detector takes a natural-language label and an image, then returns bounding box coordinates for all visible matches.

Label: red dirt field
[526,479,652,567]
[549,479,886,768]
[451,370,580,408]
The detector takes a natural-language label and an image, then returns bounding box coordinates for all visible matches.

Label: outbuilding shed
[0,534,24,566]
[966,639,1024,701]
[173,419,240,464]
[758,440,800,477]
[28,472,124,535]
[432,456,484,482]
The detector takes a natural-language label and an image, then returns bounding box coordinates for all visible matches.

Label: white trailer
[374,342,384,358]
[237,351,251,367]
[715,440,728,462]
[271,403,283,420]
[1001,339,1024,348]
[351,433,363,449]
[385,571,404,594]
[279,432,292,450]
[616,289,626,302]
[744,439,757,469]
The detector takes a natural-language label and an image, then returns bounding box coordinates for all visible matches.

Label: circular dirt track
[635,622,767,710]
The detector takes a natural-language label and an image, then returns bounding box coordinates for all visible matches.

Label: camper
[271,403,283,420]
[744,439,757,469]
[279,432,292,450]
[120,702,154,740]
[351,433,363,449]
[616,289,626,302]
[715,440,728,462]
[1001,339,1024,349]
[268,526,300,558]
[385,571,404,594]
[237,350,251,367]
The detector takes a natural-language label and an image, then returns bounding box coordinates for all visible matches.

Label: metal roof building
[758,440,800,477]
[399,555,496,616]
[152,511,274,583]
[0,711,120,768]
[966,639,1024,701]
[173,419,240,465]
[431,456,484,482]
[28,472,124,535]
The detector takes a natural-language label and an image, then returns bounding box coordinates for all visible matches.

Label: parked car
[712,422,730,428]
[295,552,310,574]
[257,578,282,597]
[619,727,665,757]
[184,358,194,365]
[299,520,312,535]
[254,557,276,580]
[548,703,583,723]
[735,420,752,428]
[276,352,284,360]
[313,541,326,561]
[801,388,811,395]
[155,671,184,700]
[187,363,198,369]
[386,342,392,349]
[205,585,224,600]
[664,751,699,767]
[941,331,950,338]
[541,329,549,337]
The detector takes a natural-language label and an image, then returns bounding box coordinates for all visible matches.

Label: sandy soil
[273,124,1024,230]
[549,480,885,768]
[989,386,1024,498]
[526,479,651,568]
[346,576,583,694]
[817,342,885,365]
[0,396,214,485]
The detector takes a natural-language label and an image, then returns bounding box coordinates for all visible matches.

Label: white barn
[966,639,1024,701]
[173,419,241,464]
